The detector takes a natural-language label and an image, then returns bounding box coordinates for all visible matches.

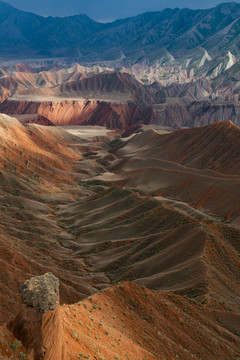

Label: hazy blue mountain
[0,1,239,60]
[0,1,104,57]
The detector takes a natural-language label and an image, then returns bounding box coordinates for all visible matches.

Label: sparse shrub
[11,340,22,349]
[20,353,27,360]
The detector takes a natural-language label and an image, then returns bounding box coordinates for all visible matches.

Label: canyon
[0,2,239,359]
[0,114,239,359]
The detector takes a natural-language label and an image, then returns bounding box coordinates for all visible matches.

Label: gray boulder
[19,272,59,313]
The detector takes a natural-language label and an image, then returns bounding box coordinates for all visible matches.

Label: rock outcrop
[19,273,59,313]
[9,273,65,360]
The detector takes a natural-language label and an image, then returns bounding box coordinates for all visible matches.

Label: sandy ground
[61,125,115,139]
[10,94,130,103]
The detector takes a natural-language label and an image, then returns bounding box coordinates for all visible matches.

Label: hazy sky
[3,0,240,22]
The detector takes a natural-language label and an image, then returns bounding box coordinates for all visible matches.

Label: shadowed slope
[118,121,240,174]
[57,186,240,306]
[96,122,240,227]
[59,189,206,291]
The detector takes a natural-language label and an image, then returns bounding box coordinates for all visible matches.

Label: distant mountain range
[1,1,240,131]
[0,1,240,61]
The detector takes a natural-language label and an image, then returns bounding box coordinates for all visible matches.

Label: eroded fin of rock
[8,273,66,360]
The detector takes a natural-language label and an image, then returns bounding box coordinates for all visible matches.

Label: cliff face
[0,99,41,115]
[152,103,191,128]
[152,102,240,128]
[1,96,240,130]
[188,102,240,127]
[0,99,153,129]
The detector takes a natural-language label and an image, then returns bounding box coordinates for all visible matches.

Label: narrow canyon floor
[0,116,239,360]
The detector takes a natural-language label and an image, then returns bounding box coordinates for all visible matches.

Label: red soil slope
[1,281,239,359]
[0,116,239,359]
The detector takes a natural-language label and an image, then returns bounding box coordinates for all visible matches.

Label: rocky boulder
[19,272,59,313]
